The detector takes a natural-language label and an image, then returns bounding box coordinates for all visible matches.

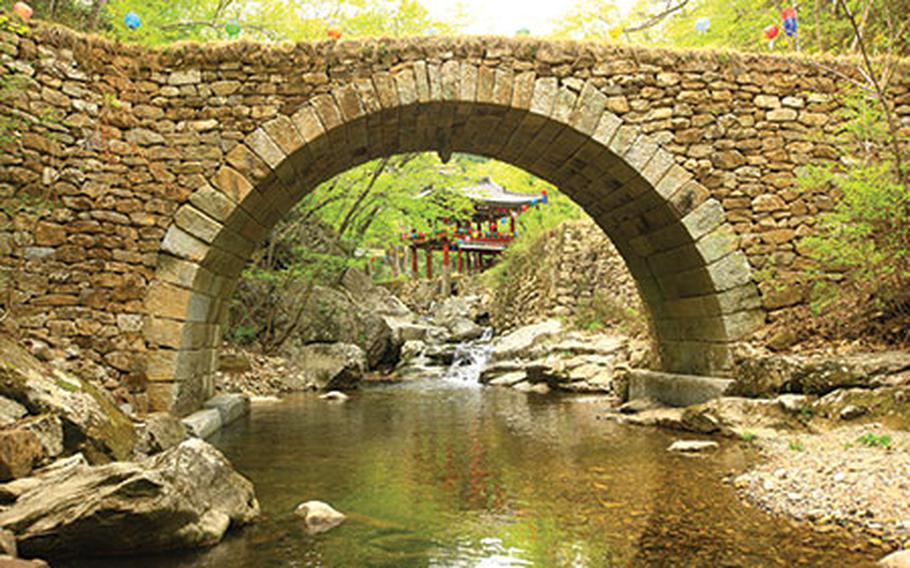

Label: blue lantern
[695,17,710,34]
[424,27,437,35]
[124,11,141,30]
[783,17,797,36]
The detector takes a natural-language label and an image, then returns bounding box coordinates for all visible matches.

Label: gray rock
[776,394,810,413]
[319,391,349,402]
[0,398,27,428]
[399,340,426,361]
[839,404,868,420]
[667,440,719,452]
[732,351,910,397]
[880,550,910,567]
[204,394,250,426]
[136,412,188,455]
[490,320,563,362]
[181,409,223,440]
[19,415,63,463]
[295,343,367,391]
[217,353,252,373]
[278,284,396,369]
[0,439,259,557]
[488,371,528,387]
[446,318,484,343]
[0,528,15,557]
[424,343,457,365]
[295,500,345,534]
[513,382,551,395]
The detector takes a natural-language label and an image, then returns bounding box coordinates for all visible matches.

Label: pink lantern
[12,2,33,20]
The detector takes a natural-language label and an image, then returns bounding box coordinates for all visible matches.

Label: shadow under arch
[143,71,763,414]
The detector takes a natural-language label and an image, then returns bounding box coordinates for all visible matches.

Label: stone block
[204,394,250,426]
[181,408,222,439]
[628,369,733,407]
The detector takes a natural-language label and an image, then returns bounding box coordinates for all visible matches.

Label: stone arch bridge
[2,25,908,414]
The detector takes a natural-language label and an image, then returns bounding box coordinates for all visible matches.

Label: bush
[790,92,910,345]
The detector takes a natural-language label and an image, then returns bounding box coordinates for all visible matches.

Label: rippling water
[62,380,879,567]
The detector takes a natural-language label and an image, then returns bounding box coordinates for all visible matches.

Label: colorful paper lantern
[782,7,798,37]
[764,24,779,49]
[124,11,141,30]
[12,2,32,20]
[695,17,711,34]
[541,190,548,204]
[225,20,242,38]
[327,27,342,40]
[424,27,437,35]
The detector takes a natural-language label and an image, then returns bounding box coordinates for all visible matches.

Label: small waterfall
[444,327,494,385]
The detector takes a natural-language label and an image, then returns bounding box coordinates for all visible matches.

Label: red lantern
[327,27,342,40]
[12,2,33,20]
[781,7,797,20]
[764,24,779,40]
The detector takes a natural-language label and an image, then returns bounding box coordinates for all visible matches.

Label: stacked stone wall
[488,219,642,333]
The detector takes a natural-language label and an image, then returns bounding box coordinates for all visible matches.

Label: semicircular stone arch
[143,63,763,414]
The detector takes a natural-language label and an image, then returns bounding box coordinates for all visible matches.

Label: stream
[60,339,879,567]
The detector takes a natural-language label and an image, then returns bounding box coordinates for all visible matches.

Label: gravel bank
[734,424,910,550]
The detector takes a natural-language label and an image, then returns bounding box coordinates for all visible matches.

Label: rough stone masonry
[0,23,908,414]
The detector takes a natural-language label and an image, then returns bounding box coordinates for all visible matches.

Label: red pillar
[426,248,433,279]
[411,246,418,279]
[457,248,463,273]
[443,241,450,268]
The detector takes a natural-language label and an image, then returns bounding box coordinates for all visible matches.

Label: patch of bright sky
[421,0,639,37]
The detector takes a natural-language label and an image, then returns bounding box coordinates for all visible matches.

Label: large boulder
[490,319,563,362]
[280,285,397,369]
[0,439,259,558]
[0,336,136,464]
[678,397,805,438]
[731,351,910,397]
[296,343,367,391]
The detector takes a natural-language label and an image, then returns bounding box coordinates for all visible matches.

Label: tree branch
[624,0,691,33]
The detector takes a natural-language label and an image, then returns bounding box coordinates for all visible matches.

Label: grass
[856,432,892,448]
[788,439,805,452]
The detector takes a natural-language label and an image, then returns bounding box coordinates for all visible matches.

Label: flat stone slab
[668,440,719,453]
[628,369,732,407]
[203,394,250,426]
[181,408,223,439]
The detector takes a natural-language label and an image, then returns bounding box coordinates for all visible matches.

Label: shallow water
[63,380,879,567]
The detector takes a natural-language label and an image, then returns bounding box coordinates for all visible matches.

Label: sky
[421,0,639,37]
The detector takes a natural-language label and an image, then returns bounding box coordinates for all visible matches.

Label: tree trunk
[88,0,108,32]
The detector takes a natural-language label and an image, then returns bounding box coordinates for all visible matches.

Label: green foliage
[740,431,757,442]
[552,0,910,57]
[856,432,892,448]
[796,92,910,336]
[788,439,805,452]
[28,0,465,45]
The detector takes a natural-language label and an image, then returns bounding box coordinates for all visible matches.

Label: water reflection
[59,381,877,567]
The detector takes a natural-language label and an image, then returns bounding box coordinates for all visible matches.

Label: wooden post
[510,215,515,234]
[443,241,450,268]
[426,248,433,279]
[411,246,418,279]
[457,248,463,273]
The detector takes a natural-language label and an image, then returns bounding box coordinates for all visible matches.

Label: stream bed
[60,375,882,567]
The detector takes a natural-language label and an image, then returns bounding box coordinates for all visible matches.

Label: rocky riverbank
[0,333,259,566]
[733,425,910,553]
